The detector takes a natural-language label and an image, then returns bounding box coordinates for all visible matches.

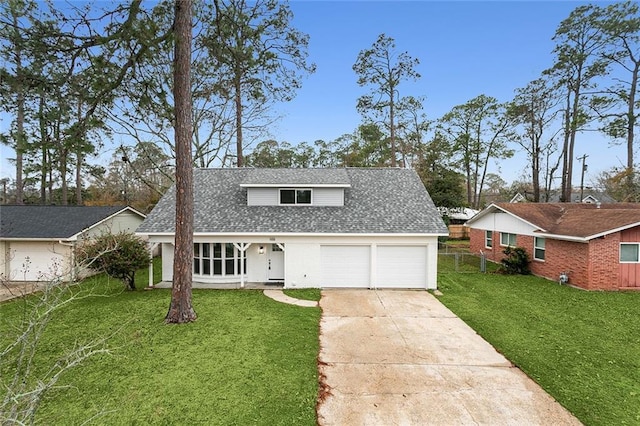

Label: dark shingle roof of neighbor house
[489,202,640,239]
[0,205,132,239]
[137,168,448,235]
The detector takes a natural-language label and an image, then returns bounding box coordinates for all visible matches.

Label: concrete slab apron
[317,290,581,426]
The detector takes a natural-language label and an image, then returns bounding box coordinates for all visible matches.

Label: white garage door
[320,245,370,288]
[9,242,66,281]
[376,246,427,288]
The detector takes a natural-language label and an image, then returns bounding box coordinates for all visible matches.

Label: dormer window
[280,189,312,205]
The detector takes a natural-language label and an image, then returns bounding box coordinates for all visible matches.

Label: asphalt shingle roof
[137,168,448,235]
[241,168,351,186]
[493,202,640,238]
[0,205,129,239]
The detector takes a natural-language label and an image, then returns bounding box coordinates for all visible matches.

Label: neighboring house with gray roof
[0,205,145,282]
[466,202,640,290]
[137,168,448,289]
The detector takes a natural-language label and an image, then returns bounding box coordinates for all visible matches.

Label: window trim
[279,188,312,205]
[485,230,493,249]
[193,243,247,277]
[500,232,517,247]
[534,237,545,261]
[620,242,640,263]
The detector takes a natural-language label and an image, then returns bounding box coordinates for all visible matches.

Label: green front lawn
[437,271,640,425]
[1,262,320,425]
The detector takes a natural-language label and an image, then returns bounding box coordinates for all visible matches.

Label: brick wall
[588,234,620,290]
[470,227,594,289]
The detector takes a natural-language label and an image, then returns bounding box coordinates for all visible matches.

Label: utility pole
[578,154,588,203]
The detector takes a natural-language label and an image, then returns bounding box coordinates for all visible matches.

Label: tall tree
[590,1,640,197]
[439,94,515,209]
[353,33,421,167]
[508,78,560,202]
[166,0,196,324]
[206,0,315,167]
[0,0,35,205]
[546,3,609,202]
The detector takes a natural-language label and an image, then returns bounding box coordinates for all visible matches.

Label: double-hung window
[620,243,640,263]
[485,230,493,248]
[280,189,312,205]
[534,237,545,261]
[500,232,517,247]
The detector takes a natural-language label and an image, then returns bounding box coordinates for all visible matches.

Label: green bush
[78,232,149,290]
[500,246,531,275]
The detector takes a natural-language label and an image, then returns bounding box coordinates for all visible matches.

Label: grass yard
[1,260,321,425]
[437,269,640,425]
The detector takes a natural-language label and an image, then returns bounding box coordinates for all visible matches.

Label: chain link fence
[438,242,487,273]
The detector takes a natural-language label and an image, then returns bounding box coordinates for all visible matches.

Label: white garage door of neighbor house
[320,245,371,288]
[10,243,65,281]
[376,246,427,288]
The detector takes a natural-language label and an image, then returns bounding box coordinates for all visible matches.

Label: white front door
[267,244,284,280]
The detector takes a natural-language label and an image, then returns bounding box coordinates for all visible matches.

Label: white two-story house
[136,168,448,289]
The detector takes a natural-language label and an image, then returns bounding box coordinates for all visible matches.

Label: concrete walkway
[0,282,48,302]
[263,289,318,307]
[317,289,581,425]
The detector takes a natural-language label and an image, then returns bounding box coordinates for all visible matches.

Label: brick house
[466,202,640,290]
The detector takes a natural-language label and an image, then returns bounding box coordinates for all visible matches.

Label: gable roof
[468,202,640,240]
[240,168,351,187]
[0,205,143,240]
[137,168,448,235]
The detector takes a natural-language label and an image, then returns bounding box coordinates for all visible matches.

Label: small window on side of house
[485,230,493,248]
[500,232,516,247]
[620,243,640,263]
[534,237,545,261]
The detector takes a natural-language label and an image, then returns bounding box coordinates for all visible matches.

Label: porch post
[234,243,251,289]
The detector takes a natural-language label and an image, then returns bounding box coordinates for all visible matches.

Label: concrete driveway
[317,290,581,425]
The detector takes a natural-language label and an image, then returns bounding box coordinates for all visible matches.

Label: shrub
[78,232,149,290]
[500,246,531,275]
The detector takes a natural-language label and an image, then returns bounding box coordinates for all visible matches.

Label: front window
[500,232,517,247]
[194,243,246,276]
[620,243,640,263]
[485,230,493,248]
[534,237,545,261]
[280,189,312,205]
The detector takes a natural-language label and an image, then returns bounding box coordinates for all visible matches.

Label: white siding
[81,210,144,240]
[469,211,538,235]
[161,243,174,282]
[247,188,278,206]
[246,187,344,206]
[312,188,344,206]
[155,235,441,289]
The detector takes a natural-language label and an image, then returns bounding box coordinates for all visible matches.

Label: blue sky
[0,1,627,187]
[273,0,626,185]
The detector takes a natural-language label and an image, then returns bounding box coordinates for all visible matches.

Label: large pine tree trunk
[166,0,196,324]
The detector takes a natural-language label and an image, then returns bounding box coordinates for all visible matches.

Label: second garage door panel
[376,246,427,288]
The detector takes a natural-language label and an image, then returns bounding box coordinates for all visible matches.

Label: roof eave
[137,231,447,238]
[239,183,351,188]
[466,203,548,232]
